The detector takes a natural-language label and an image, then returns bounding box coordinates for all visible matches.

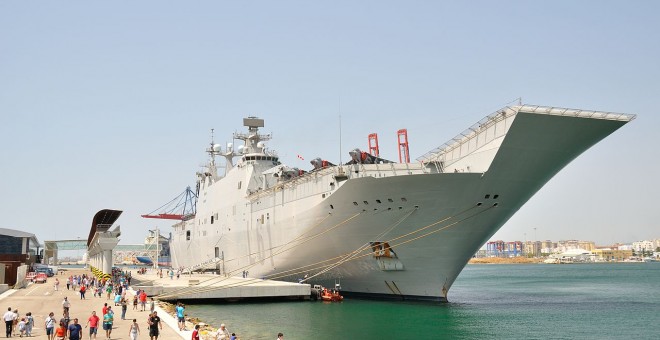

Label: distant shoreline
[469,257,542,264]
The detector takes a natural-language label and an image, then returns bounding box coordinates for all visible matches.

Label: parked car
[34,273,48,283]
[35,267,55,277]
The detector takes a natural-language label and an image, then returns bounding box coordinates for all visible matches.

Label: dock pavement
[0,269,190,340]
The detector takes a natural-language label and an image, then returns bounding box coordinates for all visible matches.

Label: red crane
[368,133,380,157]
[141,186,197,220]
[397,129,410,163]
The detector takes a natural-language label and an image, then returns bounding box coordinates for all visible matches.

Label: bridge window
[186,231,191,241]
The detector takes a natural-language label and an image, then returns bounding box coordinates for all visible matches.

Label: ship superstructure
[168,106,634,301]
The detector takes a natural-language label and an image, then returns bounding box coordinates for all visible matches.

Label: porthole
[376,199,382,204]
[363,201,369,205]
[485,194,490,199]
[353,202,358,206]
[401,198,407,202]
[330,205,334,209]
[387,198,394,203]
[493,194,499,199]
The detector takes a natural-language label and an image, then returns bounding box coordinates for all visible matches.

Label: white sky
[1,1,658,246]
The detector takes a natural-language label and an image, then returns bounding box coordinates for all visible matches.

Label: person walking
[139,292,147,312]
[67,318,83,340]
[175,303,185,331]
[121,298,128,320]
[62,297,71,317]
[148,311,161,340]
[132,295,138,310]
[79,285,86,300]
[85,311,99,340]
[45,312,56,340]
[25,312,33,337]
[3,307,15,338]
[16,318,25,338]
[102,308,113,340]
[54,321,67,340]
[54,278,60,291]
[10,310,18,337]
[105,285,112,300]
[128,319,140,340]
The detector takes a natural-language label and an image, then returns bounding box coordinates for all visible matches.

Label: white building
[618,244,633,251]
[632,240,654,252]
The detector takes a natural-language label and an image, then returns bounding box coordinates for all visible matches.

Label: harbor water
[186,263,660,339]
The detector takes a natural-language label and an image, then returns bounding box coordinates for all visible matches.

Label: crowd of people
[3,267,285,340]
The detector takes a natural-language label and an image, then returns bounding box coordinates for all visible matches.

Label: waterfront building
[523,241,542,257]
[632,240,655,253]
[616,243,633,251]
[0,228,41,286]
[540,240,555,251]
[486,240,523,257]
[592,248,633,262]
[556,240,595,252]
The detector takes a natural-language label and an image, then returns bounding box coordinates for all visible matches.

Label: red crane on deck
[141,186,197,220]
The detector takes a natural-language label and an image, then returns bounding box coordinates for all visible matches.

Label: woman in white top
[45,312,56,340]
[128,318,140,340]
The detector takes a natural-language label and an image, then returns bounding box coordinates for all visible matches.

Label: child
[17,318,26,337]
[230,333,237,340]
[192,324,200,340]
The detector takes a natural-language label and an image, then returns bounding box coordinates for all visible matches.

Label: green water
[186,263,660,339]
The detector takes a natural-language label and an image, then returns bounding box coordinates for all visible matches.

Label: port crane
[141,186,197,220]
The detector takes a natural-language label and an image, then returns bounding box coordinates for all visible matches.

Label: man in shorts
[102,307,113,339]
[175,303,185,331]
[139,291,147,311]
[148,311,162,340]
[45,312,56,340]
[85,311,99,340]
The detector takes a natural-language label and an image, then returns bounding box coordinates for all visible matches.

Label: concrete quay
[0,269,186,339]
[132,271,311,302]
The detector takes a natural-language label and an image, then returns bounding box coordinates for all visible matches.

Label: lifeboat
[320,288,344,302]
